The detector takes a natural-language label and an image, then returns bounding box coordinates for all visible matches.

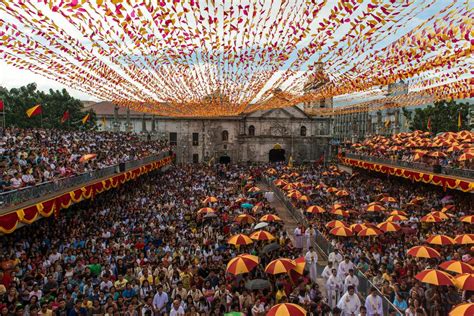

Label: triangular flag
[81,113,90,125]
[26,105,42,118]
[458,111,462,130]
[61,110,70,124]
[0,99,4,112]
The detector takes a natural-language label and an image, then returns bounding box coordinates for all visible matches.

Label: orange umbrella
[390,210,407,216]
[298,195,309,202]
[79,153,97,163]
[441,205,455,212]
[458,153,474,161]
[234,214,256,225]
[335,190,349,197]
[350,223,367,233]
[429,151,447,158]
[449,303,474,316]
[367,204,386,212]
[326,220,346,229]
[380,196,397,203]
[330,209,350,217]
[227,234,253,246]
[428,211,451,220]
[332,203,344,210]
[282,184,296,191]
[330,226,354,237]
[439,260,473,274]
[420,214,443,223]
[274,179,288,186]
[250,230,276,241]
[453,273,474,291]
[377,221,401,233]
[407,246,441,258]
[327,187,339,193]
[287,190,302,199]
[265,258,297,275]
[306,206,325,214]
[460,215,474,224]
[426,235,456,246]
[415,269,454,286]
[226,254,259,275]
[197,207,215,215]
[358,227,383,237]
[267,303,307,316]
[266,168,277,174]
[291,256,306,275]
[260,214,282,222]
[202,196,218,204]
[247,186,261,193]
[455,234,474,245]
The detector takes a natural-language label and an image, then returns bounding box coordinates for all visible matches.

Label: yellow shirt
[139,275,154,286]
[114,279,128,290]
[276,289,286,303]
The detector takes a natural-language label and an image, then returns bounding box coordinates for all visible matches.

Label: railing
[0,152,168,209]
[344,153,474,179]
[264,176,402,315]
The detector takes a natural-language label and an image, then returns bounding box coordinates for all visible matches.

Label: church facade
[84,102,331,163]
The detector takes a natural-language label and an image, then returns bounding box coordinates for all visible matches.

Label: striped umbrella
[350,223,368,233]
[226,254,259,275]
[266,168,277,175]
[380,196,397,203]
[306,206,325,214]
[441,205,455,212]
[267,303,307,316]
[453,273,474,291]
[449,303,474,316]
[426,235,456,246]
[387,215,408,222]
[440,260,473,274]
[299,195,309,202]
[330,209,350,217]
[377,221,401,233]
[227,234,253,246]
[327,187,339,193]
[265,258,297,275]
[368,201,382,207]
[202,196,218,204]
[455,234,474,245]
[79,153,97,163]
[282,184,296,191]
[197,207,216,215]
[390,210,408,216]
[336,190,349,197]
[250,230,276,241]
[429,211,451,220]
[460,215,474,224]
[234,214,256,225]
[274,179,288,187]
[459,152,474,161]
[330,226,354,237]
[358,227,383,237]
[260,214,282,222]
[247,186,261,193]
[287,190,302,199]
[421,214,443,223]
[291,257,306,275]
[407,246,441,258]
[367,204,386,212]
[415,269,454,286]
[332,203,344,209]
[326,220,347,229]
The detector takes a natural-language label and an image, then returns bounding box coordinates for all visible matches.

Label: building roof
[82,101,142,116]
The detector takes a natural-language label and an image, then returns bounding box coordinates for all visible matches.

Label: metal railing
[0,152,168,208]
[264,176,402,315]
[344,153,474,179]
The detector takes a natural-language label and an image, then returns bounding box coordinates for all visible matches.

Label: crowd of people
[344,130,474,170]
[268,164,473,315]
[0,128,170,193]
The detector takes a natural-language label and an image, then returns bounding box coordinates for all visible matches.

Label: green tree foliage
[0,83,96,129]
[402,100,472,134]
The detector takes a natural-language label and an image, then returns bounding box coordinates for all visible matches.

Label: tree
[402,100,472,134]
[0,83,96,129]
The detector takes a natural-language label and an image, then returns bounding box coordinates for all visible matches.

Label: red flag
[0,100,4,112]
[61,110,70,124]
[26,105,42,118]
[427,117,432,131]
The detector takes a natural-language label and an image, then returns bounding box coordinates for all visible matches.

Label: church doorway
[219,155,231,164]
[269,144,286,162]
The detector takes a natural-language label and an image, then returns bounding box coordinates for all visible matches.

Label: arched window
[248,125,255,136]
[300,126,307,136]
[222,130,229,141]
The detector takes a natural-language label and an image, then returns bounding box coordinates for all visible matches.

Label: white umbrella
[254,222,269,230]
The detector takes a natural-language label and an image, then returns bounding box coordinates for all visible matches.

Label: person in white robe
[344,269,359,293]
[328,248,343,270]
[321,262,334,283]
[337,286,361,316]
[305,225,316,249]
[304,246,318,283]
[294,226,303,250]
[326,268,343,309]
[337,256,354,279]
[364,287,383,316]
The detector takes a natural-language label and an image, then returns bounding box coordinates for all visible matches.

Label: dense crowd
[269,165,473,315]
[345,130,474,170]
[0,128,170,193]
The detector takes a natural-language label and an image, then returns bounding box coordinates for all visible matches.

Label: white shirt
[337,292,361,315]
[305,250,318,265]
[365,294,383,316]
[169,306,185,316]
[338,260,354,278]
[344,274,359,291]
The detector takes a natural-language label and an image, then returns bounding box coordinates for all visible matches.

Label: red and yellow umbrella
[415,269,454,286]
[368,201,382,206]
[260,214,282,222]
[287,190,302,199]
[390,210,408,216]
[455,234,474,245]
[460,215,474,224]
[377,221,401,233]
[441,205,455,212]
[335,190,349,197]
[226,254,259,275]
[449,303,474,316]
[421,214,443,223]
[234,214,256,225]
[387,215,408,222]
[327,187,339,193]
[265,258,297,275]
[429,211,451,220]
[197,207,216,215]
[306,205,325,214]
[79,153,97,163]
[425,234,455,245]
[429,151,448,158]
[298,195,309,202]
[380,196,397,203]
[367,204,386,212]
[350,223,368,233]
[326,220,346,229]
[291,257,306,275]
[282,184,296,191]
[453,273,474,291]
[202,196,218,204]
[227,234,253,246]
[358,227,383,237]
[459,152,474,161]
[266,168,277,175]
[407,246,441,258]
[267,303,307,316]
[439,260,473,274]
[330,226,354,237]
[274,179,288,187]
[250,230,276,241]
[247,186,261,193]
[330,209,350,217]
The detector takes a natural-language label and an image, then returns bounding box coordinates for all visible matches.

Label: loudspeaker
[433,165,441,174]
[119,162,126,173]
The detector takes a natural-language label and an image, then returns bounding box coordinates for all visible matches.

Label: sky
[0,0,468,107]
